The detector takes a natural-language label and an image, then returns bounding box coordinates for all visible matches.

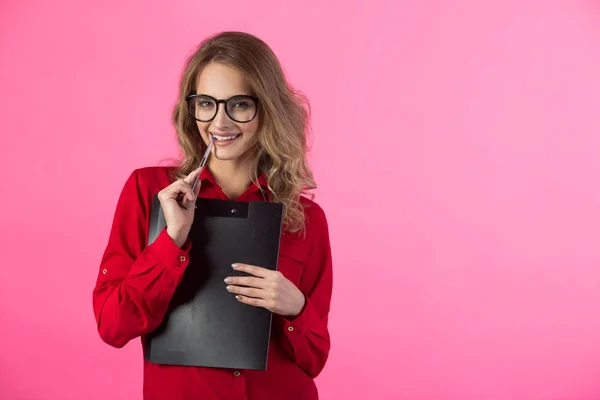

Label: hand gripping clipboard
[143,194,284,370]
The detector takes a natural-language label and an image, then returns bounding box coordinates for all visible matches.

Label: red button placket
[231,369,248,400]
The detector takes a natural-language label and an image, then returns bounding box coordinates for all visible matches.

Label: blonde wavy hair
[171,31,316,233]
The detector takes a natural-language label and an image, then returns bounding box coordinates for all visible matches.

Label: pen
[191,137,214,192]
[181,137,214,209]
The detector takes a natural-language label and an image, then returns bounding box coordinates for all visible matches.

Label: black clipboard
[143,195,284,370]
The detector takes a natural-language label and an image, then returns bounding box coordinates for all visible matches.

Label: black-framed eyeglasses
[185,93,259,123]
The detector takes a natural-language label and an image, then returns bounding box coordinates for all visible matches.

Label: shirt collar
[257,173,268,188]
[199,166,217,185]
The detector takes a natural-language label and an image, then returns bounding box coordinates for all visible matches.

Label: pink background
[2,0,600,399]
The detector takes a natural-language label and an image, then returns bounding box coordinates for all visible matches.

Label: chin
[214,152,241,161]
[213,147,254,162]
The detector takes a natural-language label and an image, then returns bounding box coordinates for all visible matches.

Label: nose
[212,103,233,129]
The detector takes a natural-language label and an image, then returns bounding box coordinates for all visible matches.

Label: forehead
[195,62,252,98]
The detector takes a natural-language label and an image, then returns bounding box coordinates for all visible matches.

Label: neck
[208,157,254,200]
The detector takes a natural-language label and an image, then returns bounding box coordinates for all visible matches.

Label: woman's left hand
[225,263,306,318]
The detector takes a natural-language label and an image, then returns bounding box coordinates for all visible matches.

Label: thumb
[193,179,202,197]
[184,166,203,186]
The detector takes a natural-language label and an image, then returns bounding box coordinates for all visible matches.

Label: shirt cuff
[281,295,319,336]
[148,227,192,269]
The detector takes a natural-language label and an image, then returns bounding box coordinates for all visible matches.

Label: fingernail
[236,295,242,301]
[232,263,240,269]
[224,277,232,283]
[226,285,233,291]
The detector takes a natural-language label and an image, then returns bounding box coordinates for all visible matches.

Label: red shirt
[92,166,333,400]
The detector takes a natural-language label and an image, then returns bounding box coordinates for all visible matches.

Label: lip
[210,132,241,138]
[210,132,241,147]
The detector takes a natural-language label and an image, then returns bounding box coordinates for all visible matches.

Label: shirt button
[287,326,294,332]
[233,371,241,377]
[102,269,107,274]
[179,255,187,262]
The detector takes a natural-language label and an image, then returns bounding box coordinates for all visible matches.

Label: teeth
[212,134,239,141]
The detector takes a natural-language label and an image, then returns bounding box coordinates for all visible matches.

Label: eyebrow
[192,93,257,100]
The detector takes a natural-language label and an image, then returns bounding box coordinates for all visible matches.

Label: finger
[183,168,203,203]
[162,180,195,202]
[192,179,202,197]
[183,166,203,186]
[231,263,274,278]
[182,197,197,211]
[163,179,192,195]
[235,295,272,310]
[224,275,272,289]
[226,285,272,299]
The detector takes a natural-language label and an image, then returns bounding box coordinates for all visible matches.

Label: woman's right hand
[157,167,203,248]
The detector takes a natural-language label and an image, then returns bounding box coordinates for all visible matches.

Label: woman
[92,31,333,400]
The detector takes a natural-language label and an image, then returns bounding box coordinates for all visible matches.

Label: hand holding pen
[157,138,214,248]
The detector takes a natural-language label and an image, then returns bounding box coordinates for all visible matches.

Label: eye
[198,100,215,108]
[231,101,250,109]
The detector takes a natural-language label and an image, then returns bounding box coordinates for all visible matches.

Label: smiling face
[193,62,260,163]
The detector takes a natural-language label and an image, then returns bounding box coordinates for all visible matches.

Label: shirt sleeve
[92,169,191,348]
[275,205,333,378]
